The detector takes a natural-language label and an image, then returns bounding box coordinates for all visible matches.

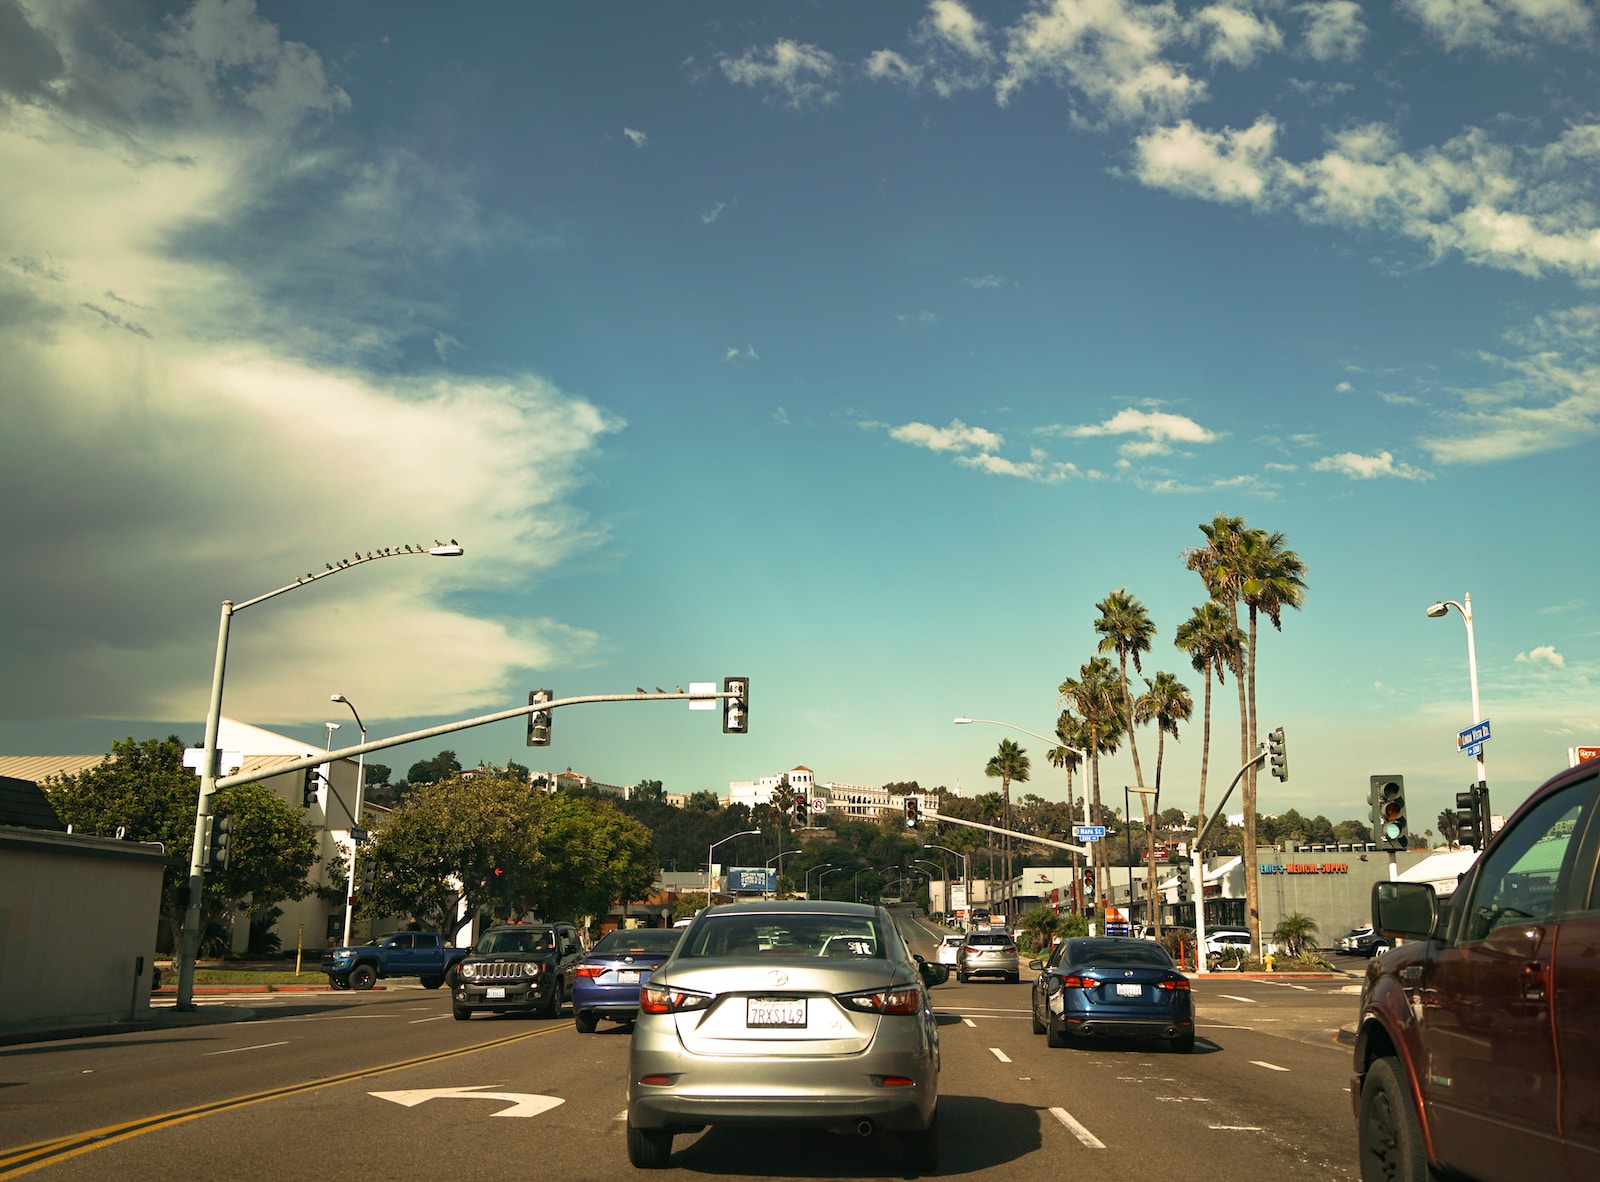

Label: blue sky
[1,0,1595,837]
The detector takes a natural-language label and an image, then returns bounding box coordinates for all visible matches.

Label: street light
[708,828,761,899]
[767,848,801,897]
[1427,593,1489,829]
[176,540,464,1011]
[817,866,846,898]
[805,863,833,898]
[954,716,1094,917]
[924,842,972,920]
[332,693,367,947]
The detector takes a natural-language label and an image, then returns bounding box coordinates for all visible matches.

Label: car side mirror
[1373,881,1439,940]
[1027,958,1044,971]
[917,957,949,987]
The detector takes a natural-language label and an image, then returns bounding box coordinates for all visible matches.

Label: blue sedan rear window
[1064,939,1176,969]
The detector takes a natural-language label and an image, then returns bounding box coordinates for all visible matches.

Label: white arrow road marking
[370,1086,566,1117]
[989,1048,1012,1063]
[1250,1061,1290,1072]
[1049,1107,1105,1149]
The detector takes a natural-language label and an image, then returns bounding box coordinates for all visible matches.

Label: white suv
[934,933,964,965]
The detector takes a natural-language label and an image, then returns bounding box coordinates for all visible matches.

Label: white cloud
[1398,0,1594,52]
[0,0,620,726]
[926,0,993,59]
[955,451,1081,482]
[1310,450,1433,479]
[1335,380,1352,392]
[1515,645,1567,668]
[720,40,839,108]
[995,0,1204,125]
[889,418,1004,452]
[1295,0,1368,61]
[700,199,734,224]
[1190,3,1284,67]
[1054,407,1221,455]
[896,310,939,325]
[1134,117,1284,205]
[623,127,649,148]
[723,344,759,362]
[962,273,1013,288]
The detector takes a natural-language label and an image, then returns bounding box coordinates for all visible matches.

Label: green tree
[685,790,722,813]
[1272,911,1320,960]
[406,750,461,786]
[1174,599,1241,850]
[1136,670,1192,936]
[1058,656,1125,910]
[208,780,321,944]
[632,779,667,804]
[984,739,1030,921]
[1095,587,1157,790]
[1437,809,1459,849]
[1018,905,1059,956]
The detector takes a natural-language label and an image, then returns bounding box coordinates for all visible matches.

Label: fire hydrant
[1263,951,1276,973]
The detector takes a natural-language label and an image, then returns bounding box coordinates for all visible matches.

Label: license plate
[617,970,640,983]
[747,998,807,1028]
[486,987,506,999]
[1116,983,1142,997]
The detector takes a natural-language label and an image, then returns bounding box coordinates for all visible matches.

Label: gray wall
[1,826,169,1027]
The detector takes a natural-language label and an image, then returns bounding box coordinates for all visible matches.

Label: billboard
[729,867,775,894]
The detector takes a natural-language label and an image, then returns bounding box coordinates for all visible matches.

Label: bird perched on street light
[636,687,647,694]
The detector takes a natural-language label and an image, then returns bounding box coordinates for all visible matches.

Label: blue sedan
[571,927,681,1033]
[1029,936,1195,1053]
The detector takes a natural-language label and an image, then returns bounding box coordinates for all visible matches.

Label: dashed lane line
[989,1048,1012,1063]
[205,1041,288,1056]
[1049,1107,1106,1149]
[1251,1060,1290,1071]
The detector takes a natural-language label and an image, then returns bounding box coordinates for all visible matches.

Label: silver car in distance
[626,900,941,1172]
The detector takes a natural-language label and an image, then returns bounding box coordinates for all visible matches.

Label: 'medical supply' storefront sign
[1260,862,1348,875]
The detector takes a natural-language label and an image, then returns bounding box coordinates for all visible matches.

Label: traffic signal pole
[1189,745,1269,975]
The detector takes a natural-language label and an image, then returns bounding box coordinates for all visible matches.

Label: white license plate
[617,970,640,983]
[486,987,506,999]
[747,998,807,1028]
[1115,983,1142,997]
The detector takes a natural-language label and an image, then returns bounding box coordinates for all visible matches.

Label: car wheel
[542,978,564,1018]
[956,970,968,983]
[627,1124,673,1169]
[452,1007,471,1021]
[1171,1030,1196,1054]
[898,1109,939,1175]
[1006,972,1020,984]
[1358,1057,1431,1182]
[1031,1003,1046,1036]
[349,964,377,991]
[574,1010,598,1033]
[328,975,350,991]
[420,975,443,990]
[1046,1013,1069,1049]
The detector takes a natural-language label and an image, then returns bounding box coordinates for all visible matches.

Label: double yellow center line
[1,1023,566,1176]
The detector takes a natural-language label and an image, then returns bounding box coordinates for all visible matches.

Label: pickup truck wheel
[349,964,378,991]
[328,975,350,991]
[420,976,443,990]
[1359,1056,1432,1182]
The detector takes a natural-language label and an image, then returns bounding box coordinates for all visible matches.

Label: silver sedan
[626,900,941,1171]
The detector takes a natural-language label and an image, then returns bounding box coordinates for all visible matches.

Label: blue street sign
[1458,720,1491,754]
[1072,825,1107,841]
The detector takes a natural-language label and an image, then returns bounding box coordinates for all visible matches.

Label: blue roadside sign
[1458,720,1490,756]
[1072,825,1107,841]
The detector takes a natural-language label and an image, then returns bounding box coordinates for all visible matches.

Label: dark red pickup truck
[1350,758,1599,1182]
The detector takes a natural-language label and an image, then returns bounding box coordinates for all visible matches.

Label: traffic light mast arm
[923,810,1090,856]
[211,688,745,791]
[1191,745,1269,853]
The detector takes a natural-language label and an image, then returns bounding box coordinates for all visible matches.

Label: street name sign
[1458,720,1490,757]
[1072,825,1107,841]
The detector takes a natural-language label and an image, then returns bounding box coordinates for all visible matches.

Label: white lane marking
[410,1014,450,1024]
[1218,994,1257,1003]
[1211,1124,1264,1131]
[615,1109,629,1121]
[1251,1060,1290,1072]
[206,1041,288,1056]
[1049,1107,1106,1149]
[370,1087,566,1118]
[963,1018,977,1027]
[989,1047,1012,1063]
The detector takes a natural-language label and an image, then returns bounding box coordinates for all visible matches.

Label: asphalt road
[1,967,1365,1180]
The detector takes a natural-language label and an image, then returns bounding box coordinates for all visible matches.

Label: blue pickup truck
[322,931,469,991]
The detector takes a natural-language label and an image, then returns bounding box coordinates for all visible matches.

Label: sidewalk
[0,1004,258,1048]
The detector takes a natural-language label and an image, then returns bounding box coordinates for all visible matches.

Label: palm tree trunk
[1196,670,1212,848]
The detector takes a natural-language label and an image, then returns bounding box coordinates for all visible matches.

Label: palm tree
[768,774,799,891]
[984,739,1030,922]
[1058,657,1125,911]
[1174,599,1241,850]
[1136,670,1193,936]
[1271,912,1320,960]
[1185,517,1307,954]
[1094,588,1157,790]
[1048,711,1091,915]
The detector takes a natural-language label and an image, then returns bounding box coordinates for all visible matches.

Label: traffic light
[904,796,920,829]
[1176,873,1190,902]
[1369,775,1408,851]
[360,858,377,892]
[722,676,749,734]
[301,767,323,808]
[1456,781,1487,851]
[527,689,553,746]
[207,814,232,872]
[1268,727,1289,781]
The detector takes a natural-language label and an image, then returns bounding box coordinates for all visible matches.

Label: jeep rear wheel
[1358,1056,1432,1182]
